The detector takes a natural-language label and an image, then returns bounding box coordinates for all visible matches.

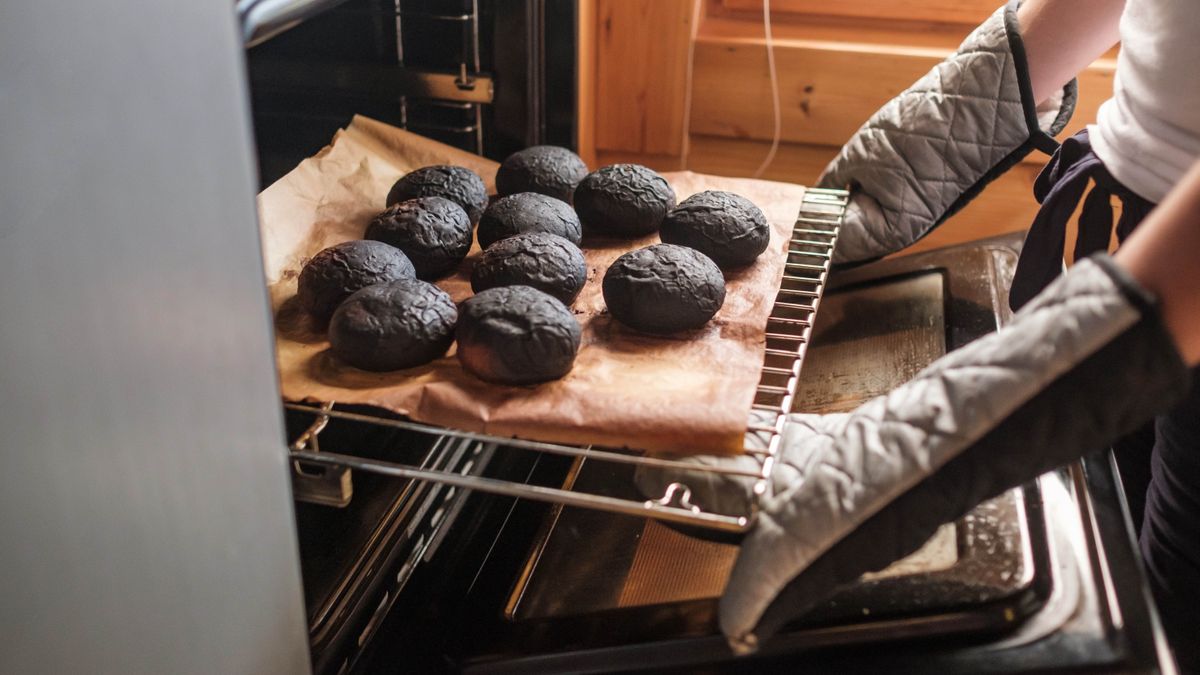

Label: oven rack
[241,0,489,153]
[287,188,846,533]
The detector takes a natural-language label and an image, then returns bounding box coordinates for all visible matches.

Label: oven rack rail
[239,0,488,151]
[287,188,846,533]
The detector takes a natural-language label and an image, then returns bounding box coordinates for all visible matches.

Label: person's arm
[1019,0,1200,364]
[1116,159,1200,364]
[640,239,1193,652]
[820,0,1124,265]
[640,126,1200,659]
[1019,0,1124,103]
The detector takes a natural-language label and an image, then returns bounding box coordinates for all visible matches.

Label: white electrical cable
[680,0,781,177]
[751,0,781,179]
[679,0,703,170]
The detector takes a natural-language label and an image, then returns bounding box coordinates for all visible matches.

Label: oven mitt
[818,1,1077,265]
[635,254,1190,654]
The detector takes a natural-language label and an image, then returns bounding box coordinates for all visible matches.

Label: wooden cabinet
[578,0,1117,253]
[719,0,997,25]
[593,0,694,158]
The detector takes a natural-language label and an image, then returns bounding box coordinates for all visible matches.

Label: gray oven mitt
[819,1,1076,265]
[635,255,1190,654]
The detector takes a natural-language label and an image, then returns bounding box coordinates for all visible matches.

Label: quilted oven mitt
[636,255,1190,653]
[820,1,1077,264]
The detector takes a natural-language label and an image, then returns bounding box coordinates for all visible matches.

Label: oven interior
[247,0,576,188]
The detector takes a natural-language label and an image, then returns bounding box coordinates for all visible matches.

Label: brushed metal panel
[792,272,948,414]
[0,2,310,674]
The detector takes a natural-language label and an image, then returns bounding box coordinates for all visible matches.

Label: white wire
[679,0,702,170]
[752,0,781,179]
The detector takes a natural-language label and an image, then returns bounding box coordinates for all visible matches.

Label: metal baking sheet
[792,271,947,414]
[504,269,1031,635]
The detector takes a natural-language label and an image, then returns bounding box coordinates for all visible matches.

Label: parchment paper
[262,115,807,455]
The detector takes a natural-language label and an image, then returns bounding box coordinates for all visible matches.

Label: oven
[287,233,1173,674]
[0,1,1174,674]
[246,2,1172,665]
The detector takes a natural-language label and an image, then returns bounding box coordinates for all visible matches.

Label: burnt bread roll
[573,164,676,237]
[329,279,457,371]
[476,192,583,248]
[457,286,582,385]
[495,145,589,203]
[660,190,770,268]
[470,232,587,305]
[602,243,726,334]
[297,240,417,325]
[385,165,489,224]
[365,196,473,280]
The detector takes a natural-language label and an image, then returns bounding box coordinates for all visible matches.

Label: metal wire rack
[287,188,846,533]
[395,0,486,154]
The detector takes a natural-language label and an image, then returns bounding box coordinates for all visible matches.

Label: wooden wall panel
[720,0,998,26]
[576,0,598,167]
[686,135,838,183]
[580,1,1111,253]
[688,37,1115,158]
[594,0,695,158]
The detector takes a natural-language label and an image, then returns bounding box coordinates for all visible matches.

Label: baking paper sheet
[262,116,807,455]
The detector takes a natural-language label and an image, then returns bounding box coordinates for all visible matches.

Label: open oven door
[351,233,1171,674]
[0,2,311,673]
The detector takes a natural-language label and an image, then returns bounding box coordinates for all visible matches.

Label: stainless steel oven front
[0,2,1169,673]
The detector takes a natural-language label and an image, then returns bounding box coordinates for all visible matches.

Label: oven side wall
[0,2,310,674]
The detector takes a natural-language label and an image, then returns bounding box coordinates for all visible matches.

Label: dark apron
[1010,129,1155,309]
[1010,129,1200,674]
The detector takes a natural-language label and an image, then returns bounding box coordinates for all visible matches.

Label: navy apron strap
[1098,167,1158,244]
[1074,183,1116,261]
[1010,148,1100,310]
[1033,130,1091,203]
